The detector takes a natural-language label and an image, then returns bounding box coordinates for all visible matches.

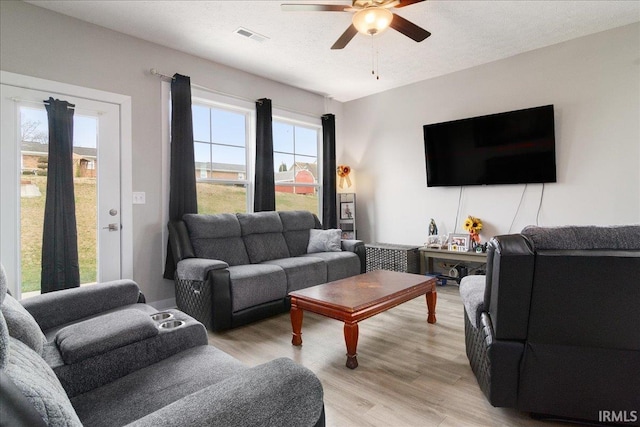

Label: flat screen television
[423,105,556,187]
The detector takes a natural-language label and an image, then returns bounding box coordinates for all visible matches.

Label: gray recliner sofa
[168,210,366,331]
[0,266,325,427]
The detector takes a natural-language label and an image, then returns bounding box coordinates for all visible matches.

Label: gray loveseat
[0,266,325,426]
[168,210,366,331]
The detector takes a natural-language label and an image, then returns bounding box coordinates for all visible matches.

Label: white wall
[0,1,335,305]
[340,23,640,245]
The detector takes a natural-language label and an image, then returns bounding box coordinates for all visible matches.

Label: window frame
[272,109,323,216]
[190,89,256,213]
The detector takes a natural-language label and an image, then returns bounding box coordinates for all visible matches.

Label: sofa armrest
[176,258,229,282]
[168,220,195,264]
[341,240,366,273]
[21,280,142,331]
[127,358,324,427]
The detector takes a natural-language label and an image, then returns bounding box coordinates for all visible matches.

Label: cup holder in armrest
[151,312,174,322]
[159,320,185,329]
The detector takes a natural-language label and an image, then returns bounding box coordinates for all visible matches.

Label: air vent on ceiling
[234,27,269,43]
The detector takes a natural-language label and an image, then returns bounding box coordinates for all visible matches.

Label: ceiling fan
[281,0,430,49]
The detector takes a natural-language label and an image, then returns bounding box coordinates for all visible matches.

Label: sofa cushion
[228,264,288,312]
[301,251,361,282]
[1,294,45,355]
[307,229,342,254]
[184,214,250,266]
[70,345,248,427]
[238,212,290,263]
[55,309,158,365]
[521,225,640,250]
[279,211,317,256]
[263,257,327,293]
[5,337,82,427]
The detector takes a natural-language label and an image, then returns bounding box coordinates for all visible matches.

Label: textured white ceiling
[27,0,640,102]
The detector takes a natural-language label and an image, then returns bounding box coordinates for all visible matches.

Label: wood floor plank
[207,284,564,426]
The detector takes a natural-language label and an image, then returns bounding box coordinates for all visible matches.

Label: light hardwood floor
[207,284,564,427]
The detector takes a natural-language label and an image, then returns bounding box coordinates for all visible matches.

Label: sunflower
[463,216,483,234]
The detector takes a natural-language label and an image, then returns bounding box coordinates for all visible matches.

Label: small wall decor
[337,165,352,189]
[340,201,355,219]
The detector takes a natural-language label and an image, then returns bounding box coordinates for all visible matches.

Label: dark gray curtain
[163,74,198,279]
[254,98,275,212]
[322,114,337,229]
[41,97,80,293]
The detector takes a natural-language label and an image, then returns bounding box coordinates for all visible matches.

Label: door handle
[102,223,120,231]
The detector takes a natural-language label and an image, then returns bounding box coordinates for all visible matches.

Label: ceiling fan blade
[395,0,426,8]
[389,13,431,42]
[331,24,358,49]
[281,4,348,12]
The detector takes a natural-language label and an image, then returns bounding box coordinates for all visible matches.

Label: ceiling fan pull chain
[376,44,380,80]
[370,35,381,80]
[371,35,375,76]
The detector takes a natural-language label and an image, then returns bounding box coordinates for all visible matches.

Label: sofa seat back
[183,213,250,266]
[237,211,291,263]
[278,210,320,256]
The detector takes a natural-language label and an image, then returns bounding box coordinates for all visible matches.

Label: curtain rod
[11,97,75,110]
[149,68,328,120]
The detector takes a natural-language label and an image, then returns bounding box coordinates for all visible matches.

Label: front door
[1,83,122,297]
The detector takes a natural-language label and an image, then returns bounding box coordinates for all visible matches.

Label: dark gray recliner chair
[459,225,640,424]
[0,265,326,427]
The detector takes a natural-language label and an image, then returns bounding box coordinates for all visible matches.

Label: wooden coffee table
[289,270,437,369]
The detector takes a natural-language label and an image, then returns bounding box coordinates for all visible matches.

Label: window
[192,101,251,214]
[273,118,321,214]
[168,87,322,217]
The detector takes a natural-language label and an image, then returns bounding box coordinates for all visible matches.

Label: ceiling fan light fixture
[352,7,393,36]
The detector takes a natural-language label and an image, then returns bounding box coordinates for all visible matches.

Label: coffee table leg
[426,291,437,324]
[344,322,359,369]
[291,304,303,346]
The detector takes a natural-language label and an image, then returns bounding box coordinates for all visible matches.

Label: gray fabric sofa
[0,266,325,427]
[168,210,366,331]
[459,225,640,424]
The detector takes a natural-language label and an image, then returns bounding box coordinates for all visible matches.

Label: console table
[419,247,487,275]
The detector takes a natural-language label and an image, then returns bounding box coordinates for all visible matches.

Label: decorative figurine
[428,218,438,236]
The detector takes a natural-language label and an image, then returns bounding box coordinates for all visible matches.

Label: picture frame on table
[340,202,354,220]
[448,233,470,252]
[341,231,355,240]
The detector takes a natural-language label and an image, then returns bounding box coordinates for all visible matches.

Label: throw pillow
[307,229,342,254]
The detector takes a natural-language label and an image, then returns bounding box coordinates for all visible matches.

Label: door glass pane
[19,106,98,293]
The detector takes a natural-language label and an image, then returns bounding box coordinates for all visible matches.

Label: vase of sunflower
[463,216,483,250]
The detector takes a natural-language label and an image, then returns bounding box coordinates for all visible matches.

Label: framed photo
[340,202,354,220]
[448,233,470,252]
[341,231,355,240]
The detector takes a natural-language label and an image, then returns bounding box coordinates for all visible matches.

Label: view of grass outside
[21,176,97,293]
[197,182,319,215]
[22,179,317,293]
